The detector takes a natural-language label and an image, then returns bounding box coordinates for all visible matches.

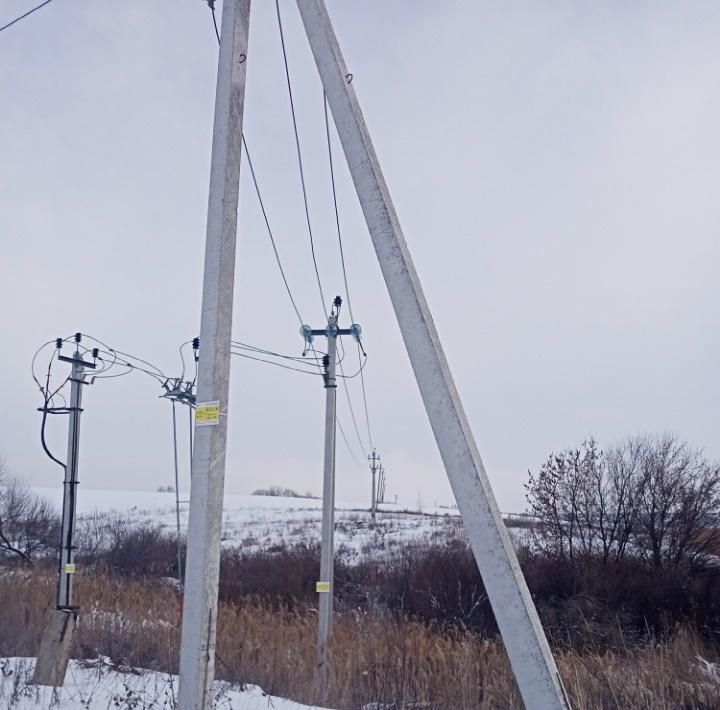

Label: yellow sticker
[64,563,76,574]
[316,581,331,593]
[196,400,221,426]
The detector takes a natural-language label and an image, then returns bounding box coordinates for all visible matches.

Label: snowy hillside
[33,487,471,560]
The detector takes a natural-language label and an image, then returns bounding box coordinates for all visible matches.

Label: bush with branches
[526,434,720,569]
[0,465,59,561]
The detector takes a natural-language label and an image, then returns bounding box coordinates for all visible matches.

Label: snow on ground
[33,488,471,561]
[32,487,532,560]
[0,657,326,710]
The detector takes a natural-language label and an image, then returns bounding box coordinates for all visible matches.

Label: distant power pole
[368,449,380,527]
[377,464,386,505]
[178,1,251,708]
[301,296,362,694]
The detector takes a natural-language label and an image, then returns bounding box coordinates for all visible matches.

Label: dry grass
[1,568,719,709]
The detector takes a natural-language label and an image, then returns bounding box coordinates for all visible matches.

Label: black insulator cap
[333,295,342,308]
[322,354,330,369]
[74,332,82,343]
[55,338,63,349]
[92,348,99,359]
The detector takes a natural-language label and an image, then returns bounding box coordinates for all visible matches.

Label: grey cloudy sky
[1,0,718,511]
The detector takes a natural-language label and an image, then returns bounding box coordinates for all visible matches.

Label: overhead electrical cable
[204,2,308,330]
[336,417,362,467]
[323,94,355,325]
[230,349,322,377]
[323,93,375,452]
[275,0,327,316]
[231,340,323,366]
[240,136,306,327]
[207,0,221,43]
[0,0,56,35]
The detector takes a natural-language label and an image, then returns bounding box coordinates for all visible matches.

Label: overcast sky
[1,0,718,512]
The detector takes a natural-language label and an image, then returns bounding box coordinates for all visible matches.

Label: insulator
[299,324,313,343]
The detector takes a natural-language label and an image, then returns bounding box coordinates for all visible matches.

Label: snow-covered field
[0,658,325,710]
[33,487,473,560]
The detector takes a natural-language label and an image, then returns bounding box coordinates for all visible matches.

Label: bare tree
[0,465,59,561]
[634,434,720,569]
[527,434,720,569]
[525,441,603,561]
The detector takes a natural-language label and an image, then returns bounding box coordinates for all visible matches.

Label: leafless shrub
[526,434,720,570]
[0,466,59,562]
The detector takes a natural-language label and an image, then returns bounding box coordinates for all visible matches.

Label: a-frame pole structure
[178,1,251,708]
[179,1,569,708]
[295,2,570,708]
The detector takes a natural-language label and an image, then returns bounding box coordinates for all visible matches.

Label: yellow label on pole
[64,563,76,574]
[316,581,331,593]
[196,400,221,426]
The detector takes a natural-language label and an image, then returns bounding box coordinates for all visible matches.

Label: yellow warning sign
[196,400,221,426]
[64,563,76,574]
[316,581,331,593]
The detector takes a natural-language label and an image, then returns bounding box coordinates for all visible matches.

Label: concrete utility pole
[317,312,338,693]
[301,296,361,695]
[296,2,570,707]
[177,1,251,708]
[377,464,386,505]
[56,341,94,610]
[368,449,379,527]
[33,334,96,687]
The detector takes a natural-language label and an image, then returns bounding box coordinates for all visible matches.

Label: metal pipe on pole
[295,2,571,707]
[171,401,183,587]
[178,1,251,708]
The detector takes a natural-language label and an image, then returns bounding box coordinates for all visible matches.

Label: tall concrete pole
[296,2,570,708]
[317,313,338,692]
[57,348,87,610]
[178,1,251,708]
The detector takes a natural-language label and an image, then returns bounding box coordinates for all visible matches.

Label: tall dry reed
[1,568,719,709]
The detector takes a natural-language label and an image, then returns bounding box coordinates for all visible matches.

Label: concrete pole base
[31,607,77,687]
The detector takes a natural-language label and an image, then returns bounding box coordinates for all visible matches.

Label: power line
[323,94,375,452]
[357,343,374,450]
[204,4,307,329]
[206,1,220,43]
[231,340,323,366]
[275,0,327,316]
[323,93,355,325]
[230,349,322,377]
[337,363,368,455]
[241,136,305,326]
[0,0,56,35]
[336,416,362,467]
